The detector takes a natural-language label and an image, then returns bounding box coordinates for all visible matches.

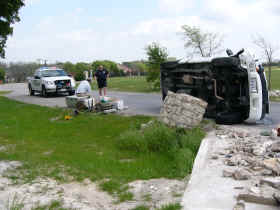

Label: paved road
[0,83,162,116]
[0,83,279,126]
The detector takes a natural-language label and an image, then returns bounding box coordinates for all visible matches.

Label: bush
[173,148,195,176]
[143,122,178,153]
[116,121,205,176]
[74,71,85,81]
[179,127,205,154]
[117,130,147,152]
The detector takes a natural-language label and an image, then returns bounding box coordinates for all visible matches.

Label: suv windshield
[41,70,67,77]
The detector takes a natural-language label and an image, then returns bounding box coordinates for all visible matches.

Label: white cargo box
[66,95,95,109]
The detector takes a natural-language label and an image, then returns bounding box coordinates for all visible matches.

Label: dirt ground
[0,160,187,210]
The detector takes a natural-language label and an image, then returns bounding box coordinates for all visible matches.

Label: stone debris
[159,91,207,128]
[0,161,186,210]
[233,169,251,181]
[233,200,245,210]
[260,177,280,190]
[270,141,280,152]
[215,125,280,208]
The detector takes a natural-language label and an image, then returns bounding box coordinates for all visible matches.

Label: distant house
[117,64,133,76]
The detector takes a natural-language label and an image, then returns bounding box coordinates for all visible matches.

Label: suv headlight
[250,78,258,93]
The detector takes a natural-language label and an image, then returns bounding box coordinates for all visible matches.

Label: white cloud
[4,0,280,63]
[158,0,195,14]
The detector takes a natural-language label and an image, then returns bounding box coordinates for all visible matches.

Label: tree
[92,60,122,77]
[0,0,25,58]
[181,25,224,58]
[252,34,279,90]
[145,42,168,89]
[0,67,5,82]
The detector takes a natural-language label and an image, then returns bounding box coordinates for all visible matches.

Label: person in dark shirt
[94,65,109,97]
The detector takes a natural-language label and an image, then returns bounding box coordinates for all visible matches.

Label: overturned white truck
[160,49,269,124]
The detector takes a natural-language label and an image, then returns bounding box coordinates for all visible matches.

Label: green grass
[0,97,205,200]
[265,67,280,90]
[270,96,280,102]
[0,91,12,95]
[91,76,157,93]
[131,203,182,210]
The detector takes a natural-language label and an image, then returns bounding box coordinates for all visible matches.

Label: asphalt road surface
[0,83,279,126]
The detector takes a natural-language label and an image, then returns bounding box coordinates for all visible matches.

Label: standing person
[76,78,91,97]
[94,65,109,97]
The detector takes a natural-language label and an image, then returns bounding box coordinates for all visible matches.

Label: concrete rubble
[215,125,280,209]
[159,91,208,128]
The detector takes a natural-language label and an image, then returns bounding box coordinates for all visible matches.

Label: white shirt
[76,80,91,94]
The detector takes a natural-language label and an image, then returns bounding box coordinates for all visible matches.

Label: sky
[2,0,280,64]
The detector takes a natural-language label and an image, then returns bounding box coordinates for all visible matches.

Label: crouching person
[76,78,92,97]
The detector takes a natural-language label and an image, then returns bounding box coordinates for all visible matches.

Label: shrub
[179,127,205,154]
[173,148,195,176]
[74,71,85,81]
[143,122,178,153]
[116,130,147,152]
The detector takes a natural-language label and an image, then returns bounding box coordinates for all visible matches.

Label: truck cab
[28,67,76,97]
[160,49,269,124]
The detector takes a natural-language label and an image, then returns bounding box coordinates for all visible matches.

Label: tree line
[0,60,150,83]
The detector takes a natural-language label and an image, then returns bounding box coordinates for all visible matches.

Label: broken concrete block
[260,177,280,190]
[222,169,234,177]
[270,141,280,152]
[237,185,279,207]
[262,158,280,175]
[237,193,278,206]
[233,169,251,180]
[270,129,278,140]
[273,192,280,205]
[159,91,207,128]
[233,200,245,210]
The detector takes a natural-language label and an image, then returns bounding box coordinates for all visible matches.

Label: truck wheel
[212,57,240,67]
[28,85,34,96]
[41,86,48,97]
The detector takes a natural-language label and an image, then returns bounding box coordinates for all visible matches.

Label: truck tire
[41,86,48,97]
[212,57,240,67]
[28,84,34,96]
[215,111,243,125]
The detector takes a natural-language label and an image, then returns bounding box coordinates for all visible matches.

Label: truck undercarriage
[161,57,251,124]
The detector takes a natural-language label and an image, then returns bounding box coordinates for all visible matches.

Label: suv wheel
[41,86,48,97]
[29,85,34,96]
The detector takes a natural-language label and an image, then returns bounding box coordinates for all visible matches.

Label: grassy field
[0,97,205,200]
[265,67,280,90]
[91,76,158,93]
[0,91,12,95]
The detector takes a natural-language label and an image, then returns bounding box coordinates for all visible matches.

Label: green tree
[181,25,224,58]
[145,42,168,89]
[0,0,25,58]
[92,60,122,77]
[63,62,76,73]
[0,67,5,81]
